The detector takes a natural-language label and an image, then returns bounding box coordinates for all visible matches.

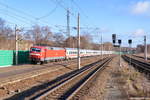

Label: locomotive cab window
[31,48,41,52]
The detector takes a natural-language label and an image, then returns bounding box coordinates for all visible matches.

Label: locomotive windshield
[31,48,41,52]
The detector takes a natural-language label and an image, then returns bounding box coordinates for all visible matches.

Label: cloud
[133,29,145,36]
[131,1,150,14]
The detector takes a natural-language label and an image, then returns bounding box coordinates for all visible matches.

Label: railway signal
[112,34,116,44]
[112,34,120,47]
[118,39,121,45]
[118,39,122,66]
[128,39,132,66]
[128,39,132,44]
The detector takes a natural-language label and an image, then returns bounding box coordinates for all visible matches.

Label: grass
[117,64,150,97]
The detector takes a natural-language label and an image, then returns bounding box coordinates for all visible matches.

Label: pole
[144,36,147,61]
[109,46,110,57]
[119,45,121,66]
[101,34,103,59]
[118,39,122,67]
[67,8,70,47]
[77,13,80,69]
[15,25,18,65]
[129,44,131,66]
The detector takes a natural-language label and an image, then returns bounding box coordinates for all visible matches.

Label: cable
[0,10,34,25]
[50,0,76,18]
[0,1,50,25]
[0,1,101,36]
[36,0,63,20]
[0,9,36,24]
[70,0,99,29]
[71,0,88,18]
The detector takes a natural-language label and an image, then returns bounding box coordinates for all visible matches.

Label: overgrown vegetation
[118,63,150,97]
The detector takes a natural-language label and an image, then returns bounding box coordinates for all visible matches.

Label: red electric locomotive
[30,46,66,64]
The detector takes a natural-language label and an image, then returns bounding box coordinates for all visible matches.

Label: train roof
[31,46,111,51]
[47,47,65,50]
[31,46,46,49]
[31,46,65,50]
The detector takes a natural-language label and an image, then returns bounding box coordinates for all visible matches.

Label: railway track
[5,56,112,100]
[0,56,99,87]
[132,55,150,62]
[122,55,150,72]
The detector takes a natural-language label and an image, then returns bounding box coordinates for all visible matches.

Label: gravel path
[82,56,128,100]
[103,57,128,100]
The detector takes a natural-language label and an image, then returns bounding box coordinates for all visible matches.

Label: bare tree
[64,34,93,49]
[0,19,13,37]
[53,33,65,47]
[0,18,14,50]
[25,25,53,45]
[64,36,77,48]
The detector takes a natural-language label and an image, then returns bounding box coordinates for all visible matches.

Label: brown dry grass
[119,60,150,97]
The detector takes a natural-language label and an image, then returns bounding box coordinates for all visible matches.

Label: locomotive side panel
[44,49,66,61]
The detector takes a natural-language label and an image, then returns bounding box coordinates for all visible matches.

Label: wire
[0,0,101,36]
[0,2,35,18]
[0,10,34,25]
[71,0,88,18]
[0,9,36,23]
[70,0,99,29]
[0,1,50,25]
[36,0,61,20]
[50,0,76,18]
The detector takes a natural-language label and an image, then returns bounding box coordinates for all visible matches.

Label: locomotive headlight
[30,53,41,56]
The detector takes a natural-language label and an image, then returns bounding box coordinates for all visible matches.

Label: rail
[35,57,112,100]
[5,56,112,100]
[122,55,150,72]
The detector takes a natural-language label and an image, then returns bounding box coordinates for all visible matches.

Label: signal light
[113,40,115,44]
[118,39,121,45]
[128,39,132,44]
[112,34,116,44]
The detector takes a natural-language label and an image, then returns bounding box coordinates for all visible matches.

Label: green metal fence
[17,51,30,64]
[0,50,14,66]
[0,50,30,67]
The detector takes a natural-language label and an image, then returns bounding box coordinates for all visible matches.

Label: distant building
[136,44,150,53]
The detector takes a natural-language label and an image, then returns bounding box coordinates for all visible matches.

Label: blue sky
[0,0,150,47]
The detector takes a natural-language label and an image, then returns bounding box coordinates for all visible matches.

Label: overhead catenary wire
[36,5,58,20]
[0,10,34,26]
[0,0,101,37]
[50,0,76,18]
[49,0,93,30]
[70,0,100,30]
[0,1,50,26]
[71,0,88,18]
[0,9,36,24]
[36,0,63,20]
